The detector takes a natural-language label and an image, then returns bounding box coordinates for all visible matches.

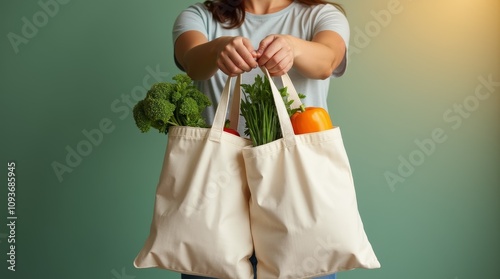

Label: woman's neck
[244,0,294,15]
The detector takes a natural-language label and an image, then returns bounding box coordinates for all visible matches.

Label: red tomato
[224,127,240,136]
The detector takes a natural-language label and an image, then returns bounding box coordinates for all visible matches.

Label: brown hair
[204,0,345,29]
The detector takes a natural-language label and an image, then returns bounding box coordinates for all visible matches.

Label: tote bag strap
[260,67,297,148]
[228,75,241,130]
[209,75,242,142]
[280,74,303,110]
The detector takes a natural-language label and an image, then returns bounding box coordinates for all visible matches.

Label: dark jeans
[181,254,337,279]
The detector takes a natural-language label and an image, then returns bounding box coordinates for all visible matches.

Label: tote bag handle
[209,75,242,142]
[260,67,299,148]
[280,73,303,110]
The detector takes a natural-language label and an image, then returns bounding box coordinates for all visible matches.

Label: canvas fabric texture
[134,76,255,279]
[241,69,381,278]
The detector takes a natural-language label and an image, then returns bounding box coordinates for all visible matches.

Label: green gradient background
[0,0,498,278]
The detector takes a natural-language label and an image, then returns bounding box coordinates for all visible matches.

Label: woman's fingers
[256,35,275,64]
[257,35,294,76]
[217,37,258,76]
[260,46,291,74]
[261,54,293,76]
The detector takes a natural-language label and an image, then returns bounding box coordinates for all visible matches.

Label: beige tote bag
[242,69,381,279]
[134,75,254,279]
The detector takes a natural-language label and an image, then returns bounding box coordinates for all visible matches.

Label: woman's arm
[256,30,346,79]
[174,30,259,80]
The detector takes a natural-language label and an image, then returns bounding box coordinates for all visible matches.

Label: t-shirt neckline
[245,2,296,19]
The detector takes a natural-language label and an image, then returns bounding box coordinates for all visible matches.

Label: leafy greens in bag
[240,75,304,146]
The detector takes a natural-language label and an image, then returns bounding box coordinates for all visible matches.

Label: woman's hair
[204,0,345,29]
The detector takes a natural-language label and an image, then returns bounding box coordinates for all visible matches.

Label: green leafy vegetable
[133,74,211,134]
[240,75,305,146]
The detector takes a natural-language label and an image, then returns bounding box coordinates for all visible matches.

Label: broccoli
[133,74,211,134]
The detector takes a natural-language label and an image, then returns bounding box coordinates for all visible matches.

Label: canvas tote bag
[134,75,255,279]
[242,68,381,279]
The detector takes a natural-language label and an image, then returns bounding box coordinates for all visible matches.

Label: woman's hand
[256,31,346,79]
[256,34,295,76]
[216,36,259,77]
[175,32,258,80]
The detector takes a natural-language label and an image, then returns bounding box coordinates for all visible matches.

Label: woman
[172,0,350,278]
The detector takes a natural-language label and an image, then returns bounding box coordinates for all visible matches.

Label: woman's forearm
[255,31,346,79]
[176,35,230,81]
[288,31,346,80]
[175,32,258,80]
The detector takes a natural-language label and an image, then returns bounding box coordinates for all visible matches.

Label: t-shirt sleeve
[313,5,350,77]
[172,3,211,70]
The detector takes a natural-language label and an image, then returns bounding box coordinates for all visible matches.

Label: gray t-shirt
[172,1,350,128]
